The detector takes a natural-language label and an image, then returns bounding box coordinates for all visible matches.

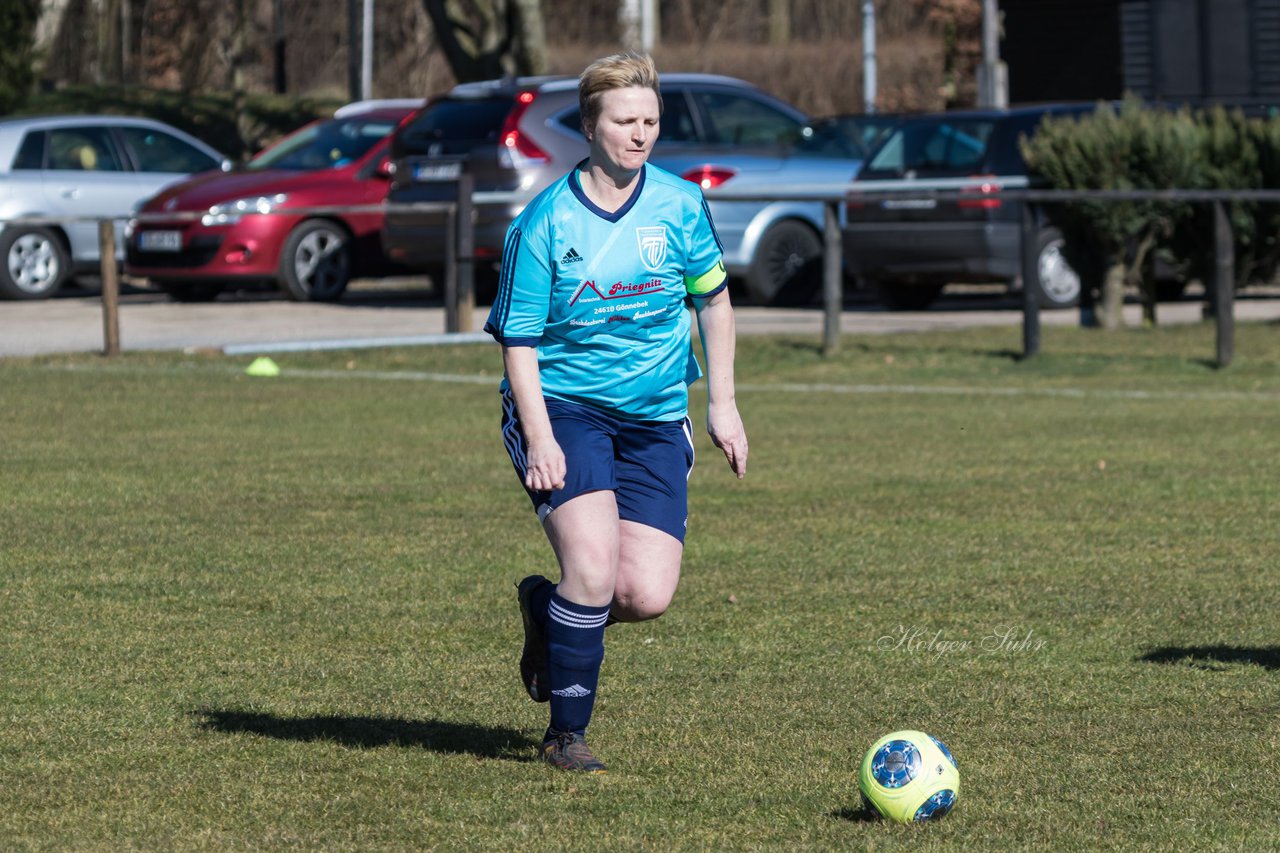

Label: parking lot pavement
[3,282,1280,358]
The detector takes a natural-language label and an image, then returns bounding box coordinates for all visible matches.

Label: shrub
[1022,96,1204,327]
[1024,97,1280,327]
[1171,106,1280,290]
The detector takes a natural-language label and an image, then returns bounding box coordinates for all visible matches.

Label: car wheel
[0,227,70,299]
[875,280,945,311]
[745,221,823,306]
[1032,229,1082,308]
[279,220,352,302]
[156,280,224,302]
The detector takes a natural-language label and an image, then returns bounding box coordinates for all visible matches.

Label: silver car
[383,74,859,304]
[0,114,228,299]
[647,120,875,305]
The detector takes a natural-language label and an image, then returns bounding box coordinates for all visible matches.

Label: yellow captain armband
[685,260,727,297]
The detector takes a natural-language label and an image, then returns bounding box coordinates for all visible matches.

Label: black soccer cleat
[539,730,607,773]
[516,575,552,703]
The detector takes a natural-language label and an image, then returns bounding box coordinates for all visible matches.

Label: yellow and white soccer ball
[858,730,959,823]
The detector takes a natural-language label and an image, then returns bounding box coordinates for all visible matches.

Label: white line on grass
[739,381,1280,402]
[39,363,1280,402]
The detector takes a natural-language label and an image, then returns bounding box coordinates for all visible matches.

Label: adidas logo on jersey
[551,683,592,698]
[561,247,584,264]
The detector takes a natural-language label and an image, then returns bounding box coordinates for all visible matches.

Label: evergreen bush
[1021,96,1204,327]
[1023,97,1280,327]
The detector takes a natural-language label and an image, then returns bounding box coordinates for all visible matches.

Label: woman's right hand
[523,436,567,491]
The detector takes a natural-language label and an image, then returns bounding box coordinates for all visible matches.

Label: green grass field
[3,321,1280,850]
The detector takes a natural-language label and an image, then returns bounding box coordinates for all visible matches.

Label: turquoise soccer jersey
[484,162,727,422]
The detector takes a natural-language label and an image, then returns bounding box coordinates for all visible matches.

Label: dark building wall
[1001,0,1124,103]
[1125,0,1253,101]
[1005,0,1280,105]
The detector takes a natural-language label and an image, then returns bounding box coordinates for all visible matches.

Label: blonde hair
[578,51,663,134]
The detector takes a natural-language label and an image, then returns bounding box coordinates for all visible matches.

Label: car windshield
[397,97,513,153]
[788,121,886,159]
[861,118,997,178]
[248,117,396,171]
[810,116,902,159]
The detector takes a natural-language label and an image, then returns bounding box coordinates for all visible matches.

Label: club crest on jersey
[636,226,668,272]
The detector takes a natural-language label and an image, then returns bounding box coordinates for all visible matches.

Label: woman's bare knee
[611,587,674,622]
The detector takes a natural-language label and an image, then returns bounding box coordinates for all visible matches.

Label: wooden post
[98,220,121,357]
[456,172,475,334]
[822,199,841,357]
[1019,201,1041,358]
[443,205,458,334]
[1213,201,1235,368]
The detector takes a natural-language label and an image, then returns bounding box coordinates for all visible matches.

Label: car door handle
[59,187,81,199]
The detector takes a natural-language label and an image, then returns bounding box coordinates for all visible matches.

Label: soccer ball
[858,730,959,823]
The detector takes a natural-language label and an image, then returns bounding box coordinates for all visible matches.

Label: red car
[126,102,420,302]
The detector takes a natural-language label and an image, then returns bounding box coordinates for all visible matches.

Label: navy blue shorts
[500,390,695,543]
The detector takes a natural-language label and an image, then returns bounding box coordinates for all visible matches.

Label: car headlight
[201,193,289,226]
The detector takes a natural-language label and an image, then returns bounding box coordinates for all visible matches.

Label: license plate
[139,230,182,252]
[882,199,937,210]
[413,161,462,182]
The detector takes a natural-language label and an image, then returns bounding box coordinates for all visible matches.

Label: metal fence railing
[2,195,471,357]
[1005,189,1280,368]
[3,183,1269,365]
[699,185,1270,366]
[716,185,1267,367]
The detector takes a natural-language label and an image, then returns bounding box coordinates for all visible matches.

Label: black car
[843,103,1094,310]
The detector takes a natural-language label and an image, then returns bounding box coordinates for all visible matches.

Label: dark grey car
[843,104,1093,310]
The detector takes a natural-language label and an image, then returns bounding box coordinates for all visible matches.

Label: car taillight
[499,91,551,167]
[680,165,737,190]
[957,176,1002,210]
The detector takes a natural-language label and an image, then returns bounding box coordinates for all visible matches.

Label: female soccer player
[484,51,748,772]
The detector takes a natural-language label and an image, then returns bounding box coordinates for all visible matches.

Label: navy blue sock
[544,590,609,738]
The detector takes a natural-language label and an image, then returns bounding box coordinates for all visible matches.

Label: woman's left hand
[708,401,748,479]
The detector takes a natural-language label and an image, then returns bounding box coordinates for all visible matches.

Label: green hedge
[1022,96,1280,295]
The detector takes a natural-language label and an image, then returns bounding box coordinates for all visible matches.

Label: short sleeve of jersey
[484,209,554,347]
[684,190,727,298]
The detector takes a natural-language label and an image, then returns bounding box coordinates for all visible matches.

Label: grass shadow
[194,708,537,761]
[1138,645,1280,671]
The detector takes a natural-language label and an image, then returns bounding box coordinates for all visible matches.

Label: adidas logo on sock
[551,683,592,698]
[561,247,583,264]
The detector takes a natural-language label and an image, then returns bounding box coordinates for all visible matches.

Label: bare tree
[510,0,546,74]
[221,0,258,155]
[420,0,546,82]
[768,0,789,44]
[99,0,122,83]
[31,0,73,82]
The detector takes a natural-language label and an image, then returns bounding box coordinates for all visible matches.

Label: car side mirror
[375,157,395,179]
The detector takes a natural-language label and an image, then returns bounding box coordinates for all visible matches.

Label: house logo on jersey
[635,226,668,272]
[569,278,665,305]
